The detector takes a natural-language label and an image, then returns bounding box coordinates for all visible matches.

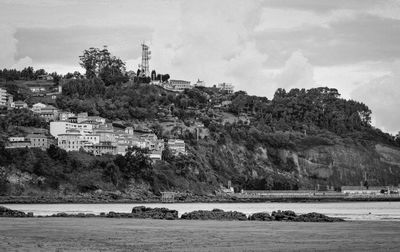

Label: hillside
[1,79,400,201]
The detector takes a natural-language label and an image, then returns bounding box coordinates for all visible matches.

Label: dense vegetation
[0,67,61,84]
[1,60,400,196]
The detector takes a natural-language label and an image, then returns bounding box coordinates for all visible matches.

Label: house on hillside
[6,134,54,150]
[217,83,234,93]
[12,100,28,109]
[33,104,59,121]
[26,134,54,150]
[32,102,47,112]
[37,75,54,81]
[194,79,205,87]
[58,111,76,121]
[84,142,118,156]
[168,79,192,92]
[50,121,94,137]
[0,88,7,107]
[167,139,186,155]
[5,136,31,149]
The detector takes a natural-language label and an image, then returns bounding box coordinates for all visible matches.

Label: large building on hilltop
[217,83,234,93]
[168,79,192,92]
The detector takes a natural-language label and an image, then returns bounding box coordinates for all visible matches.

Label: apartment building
[50,121,94,138]
[57,131,100,152]
[167,139,186,155]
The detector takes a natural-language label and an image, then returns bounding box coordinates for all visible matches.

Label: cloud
[276,51,314,89]
[0,24,33,69]
[15,26,152,69]
[261,0,384,13]
[11,56,32,69]
[147,0,270,95]
[351,61,400,133]
[255,13,400,68]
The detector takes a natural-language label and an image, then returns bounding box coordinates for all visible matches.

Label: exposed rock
[248,212,272,221]
[249,210,344,222]
[271,210,297,221]
[295,212,345,222]
[0,206,27,217]
[52,212,68,217]
[180,208,247,221]
[130,206,179,220]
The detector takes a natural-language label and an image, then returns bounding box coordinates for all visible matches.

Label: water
[3,202,400,221]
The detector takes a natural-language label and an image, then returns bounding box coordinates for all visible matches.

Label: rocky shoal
[0,206,344,222]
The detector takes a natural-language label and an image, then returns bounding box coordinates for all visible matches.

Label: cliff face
[279,143,400,188]
[190,138,400,191]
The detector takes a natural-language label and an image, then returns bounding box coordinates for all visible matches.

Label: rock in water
[248,212,272,221]
[131,206,179,220]
[0,206,27,217]
[271,210,297,221]
[180,209,247,221]
[295,212,345,222]
[250,210,345,222]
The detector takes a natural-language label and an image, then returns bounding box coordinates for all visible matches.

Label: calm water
[3,202,400,221]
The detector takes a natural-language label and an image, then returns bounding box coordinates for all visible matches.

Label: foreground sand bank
[0,218,399,251]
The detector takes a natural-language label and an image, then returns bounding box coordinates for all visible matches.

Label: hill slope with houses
[1,76,400,202]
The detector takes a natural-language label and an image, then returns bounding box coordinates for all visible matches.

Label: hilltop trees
[266,87,372,134]
[79,47,128,86]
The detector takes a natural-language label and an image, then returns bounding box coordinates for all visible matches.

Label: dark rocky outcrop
[50,212,97,218]
[130,206,179,220]
[248,212,272,221]
[180,208,247,221]
[295,212,345,222]
[0,206,28,217]
[271,210,297,221]
[248,210,344,222]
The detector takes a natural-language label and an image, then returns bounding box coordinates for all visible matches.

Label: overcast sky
[1,0,400,133]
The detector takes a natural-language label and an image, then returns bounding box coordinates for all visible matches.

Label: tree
[21,66,34,80]
[103,161,121,186]
[34,69,47,79]
[118,147,153,180]
[79,46,127,85]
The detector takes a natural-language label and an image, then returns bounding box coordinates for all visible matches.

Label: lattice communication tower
[139,43,151,77]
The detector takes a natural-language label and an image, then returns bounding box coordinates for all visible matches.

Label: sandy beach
[0,218,399,251]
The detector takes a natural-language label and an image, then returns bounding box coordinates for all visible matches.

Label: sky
[1,0,400,134]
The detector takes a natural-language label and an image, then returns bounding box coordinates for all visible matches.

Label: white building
[50,121,93,138]
[0,88,7,106]
[217,83,234,93]
[57,131,100,152]
[341,186,384,195]
[26,134,54,149]
[194,79,205,87]
[169,79,192,92]
[31,103,47,112]
[58,111,76,121]
[77,116,106,124]
[13,101,28,109]
[167,139,186,155]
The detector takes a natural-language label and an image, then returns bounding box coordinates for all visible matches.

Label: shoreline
[1,195,400,204]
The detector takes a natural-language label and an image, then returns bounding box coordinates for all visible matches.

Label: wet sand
[0,218,399,251]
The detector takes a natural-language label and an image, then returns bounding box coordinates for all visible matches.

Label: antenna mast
[139,42,151,77]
